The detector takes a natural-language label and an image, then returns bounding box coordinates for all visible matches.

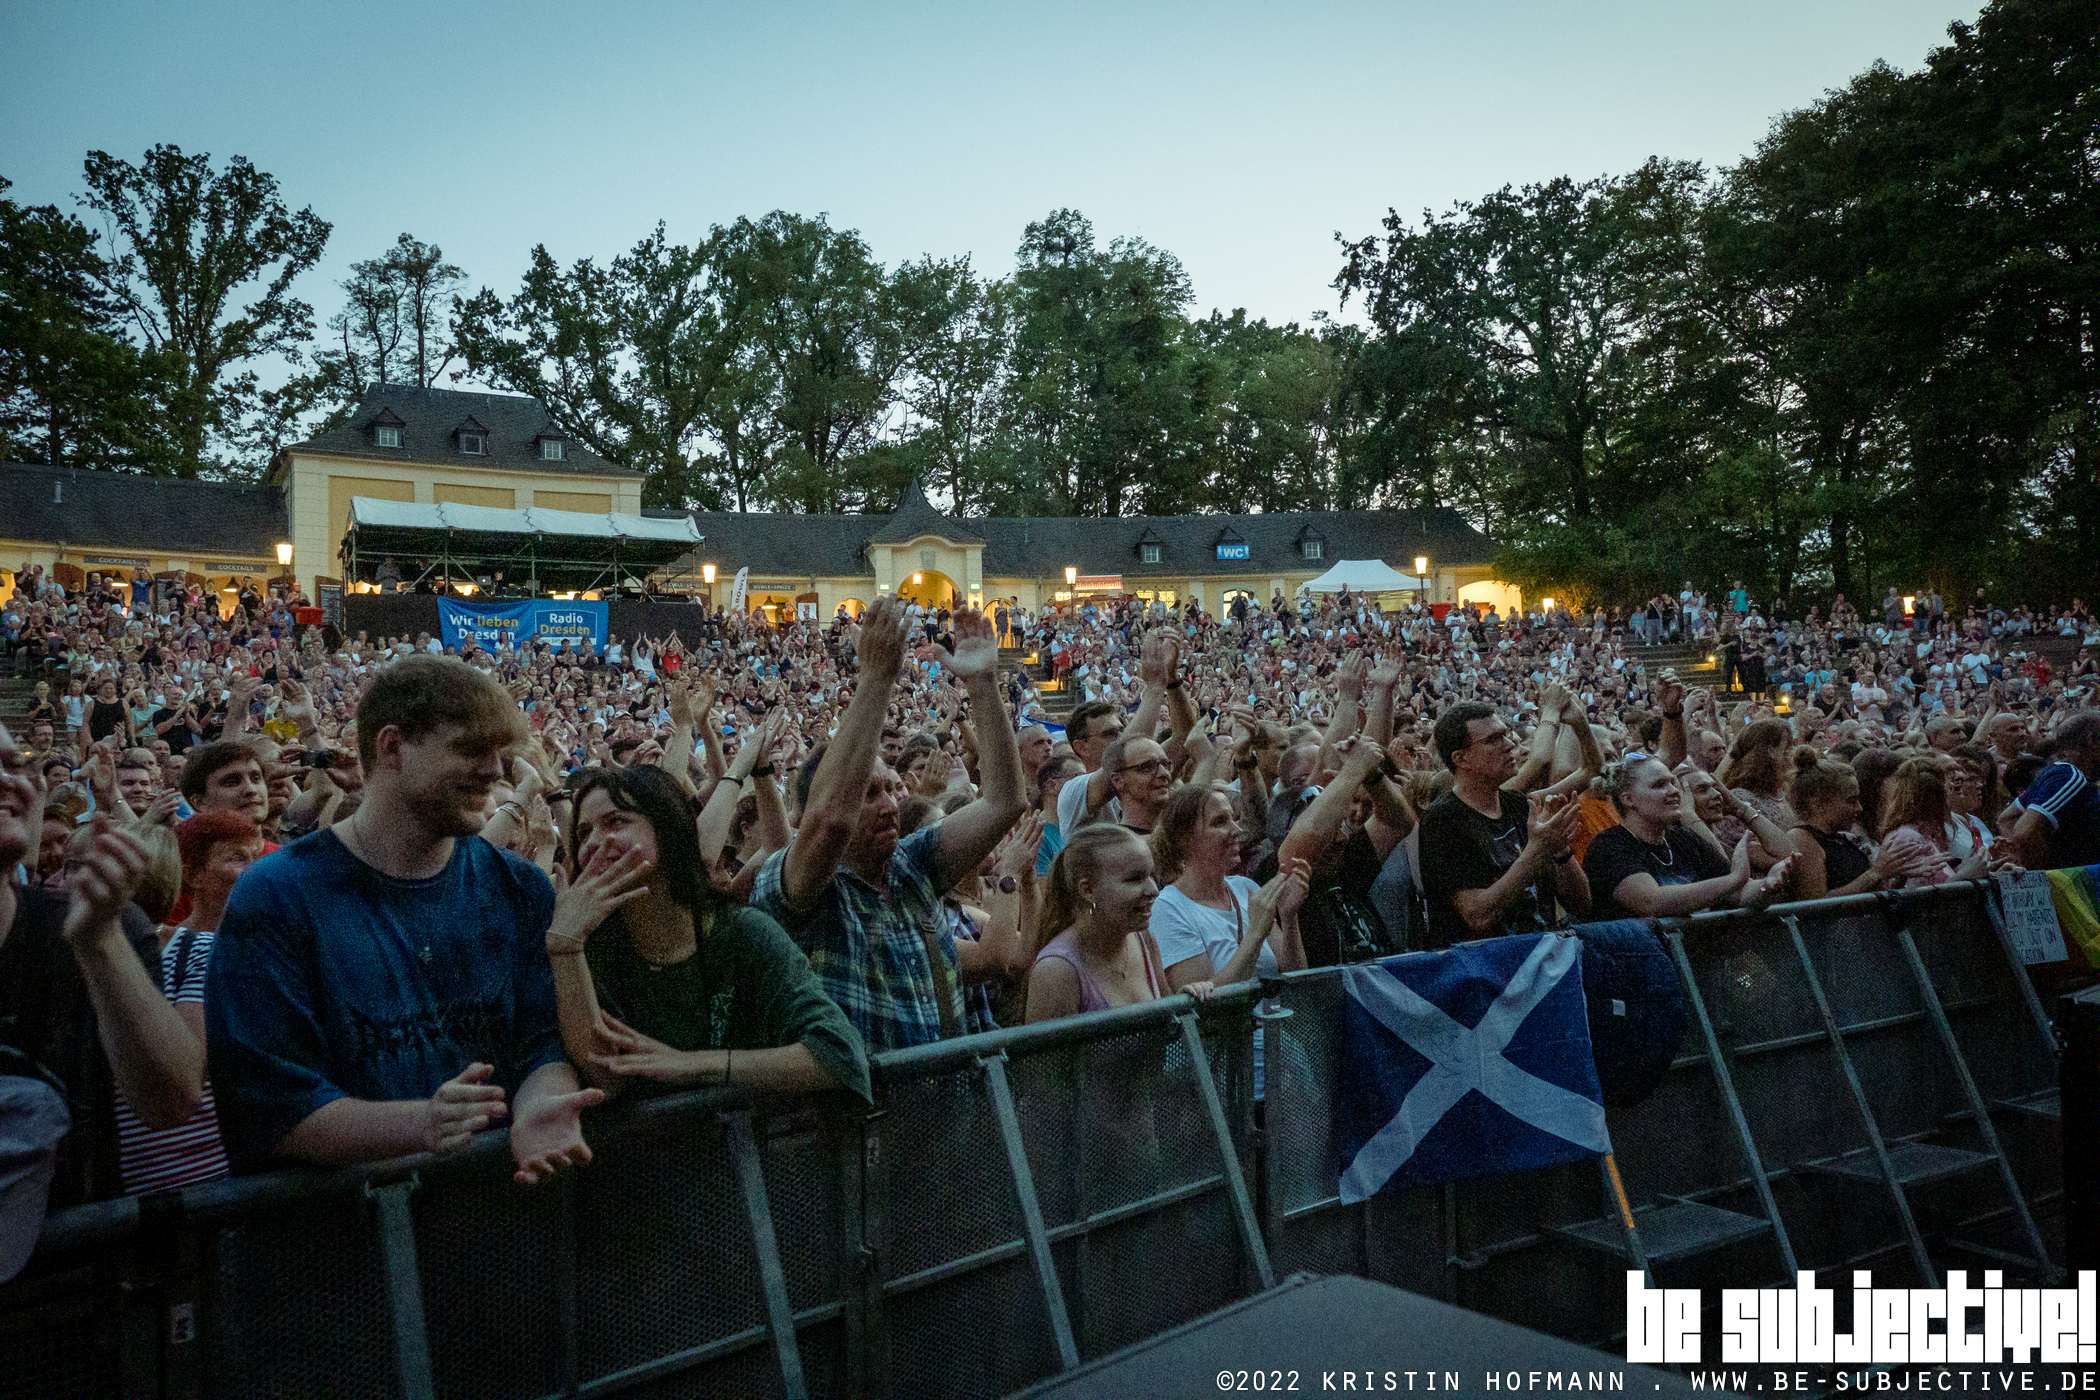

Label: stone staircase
[1001,643,1076,722]
[1627,641,1730,691]
[0,671,44,737]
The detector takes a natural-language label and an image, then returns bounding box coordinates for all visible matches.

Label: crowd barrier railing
[1263,880,2069,1345]
[0,885,2072,1399]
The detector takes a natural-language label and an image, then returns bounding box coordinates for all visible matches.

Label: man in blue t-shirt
[207,657,601,1184]
[2008,712,2100,872]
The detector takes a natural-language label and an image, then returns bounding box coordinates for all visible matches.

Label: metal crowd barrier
[0,885,2073,1399]
[1263,880,2069,1345]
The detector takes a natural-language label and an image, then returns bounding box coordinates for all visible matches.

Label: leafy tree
[891,257,1012,514]
[0,177,162,469]
[1003,209,1202,515]
[454,225,740,509]
[717,212,914,513]
[1338,176,1648,527]
[77,144,330,477]
[308,233,465,423]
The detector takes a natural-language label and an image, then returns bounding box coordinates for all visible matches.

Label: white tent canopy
[1297,559,1424,595]
[347,496,701,543]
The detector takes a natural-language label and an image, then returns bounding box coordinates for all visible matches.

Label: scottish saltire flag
[1337,934,1610,1202]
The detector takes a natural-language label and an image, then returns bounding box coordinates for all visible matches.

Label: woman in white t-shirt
[1148,784,1308,994]
[1148,783,1308,1096]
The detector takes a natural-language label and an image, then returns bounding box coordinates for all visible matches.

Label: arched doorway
[834,597,866,621]
[897,569,958,609]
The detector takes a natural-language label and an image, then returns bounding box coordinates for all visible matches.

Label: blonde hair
[1037,824,1148,946]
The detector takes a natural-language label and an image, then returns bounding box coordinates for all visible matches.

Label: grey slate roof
[686,504,1494,580]
[280,385,640,479]
[0,462,286,557]
[867,478,983,543]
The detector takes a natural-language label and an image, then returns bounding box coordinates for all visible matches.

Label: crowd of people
[6,556,2099,1280]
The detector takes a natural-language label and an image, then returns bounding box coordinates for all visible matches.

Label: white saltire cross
[1340,935,1609,1202]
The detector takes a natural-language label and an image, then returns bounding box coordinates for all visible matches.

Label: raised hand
[279,677,317,729]
[1334,733,1381,779]
[424,1062,508,1154]
[1653,672,1684,716]
[919,746,957,796]
[1251,858,1311,933]
[1138,629,1174,688]
[994,811,1047,881]
[1728,833,1754,888]
[858,596,911,682]
[934,608,999,680]
[1527,792,1582,859]
[1367,654,1404,692]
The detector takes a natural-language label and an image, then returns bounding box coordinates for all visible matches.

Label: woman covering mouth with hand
[547,765,868,1102]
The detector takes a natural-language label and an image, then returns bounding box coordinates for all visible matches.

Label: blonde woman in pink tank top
[1026,825,1184,1023]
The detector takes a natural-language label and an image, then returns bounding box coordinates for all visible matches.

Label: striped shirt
[115,928,230,1195]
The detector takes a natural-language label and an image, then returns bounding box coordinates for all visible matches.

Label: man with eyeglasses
[1056,631,1179,838]
[1418,701,1589,949]
[1100,736,1173,835]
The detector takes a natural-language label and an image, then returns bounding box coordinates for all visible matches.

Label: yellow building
[1,386,1518,617]
[678,480,1514,622]
[0,386,645,608]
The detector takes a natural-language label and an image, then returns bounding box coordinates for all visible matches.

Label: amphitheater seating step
[1801,1141,1994,1187]
[1553,1198,1772,1265]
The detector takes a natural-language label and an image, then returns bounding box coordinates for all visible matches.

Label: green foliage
[76,144,331,478]
[5,0,2086,594]
[1337,0,2096,604]
[0,178,165,470]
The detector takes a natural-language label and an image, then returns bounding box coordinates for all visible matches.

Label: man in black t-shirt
[1417,702,1588,949]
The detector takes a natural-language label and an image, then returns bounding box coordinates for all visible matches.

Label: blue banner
[437,598,608,652]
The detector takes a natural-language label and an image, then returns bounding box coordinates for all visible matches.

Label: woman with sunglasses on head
[1582,756,1792,921]
[547,764,869,1102]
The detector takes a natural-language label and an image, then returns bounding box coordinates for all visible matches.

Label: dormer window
[540,438,566,462]
[1140,542,1162,565]
[370,406,407,449]
[1301,538,1323,561]
[452,415,491,456]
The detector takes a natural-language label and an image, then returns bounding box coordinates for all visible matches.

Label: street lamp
[701,561,717,610]
[1063,564,1077,587]
[275,541,293,594]
[1414,554,1429,602]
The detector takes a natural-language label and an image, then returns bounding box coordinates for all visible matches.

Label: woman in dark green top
[548,765,870,1101]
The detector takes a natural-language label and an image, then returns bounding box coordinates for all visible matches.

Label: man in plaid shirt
[752,596,1028,1051]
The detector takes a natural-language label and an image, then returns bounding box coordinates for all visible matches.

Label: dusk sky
[4,0,1978,369]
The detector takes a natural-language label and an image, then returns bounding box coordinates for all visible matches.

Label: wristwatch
[996,875,1021,895]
